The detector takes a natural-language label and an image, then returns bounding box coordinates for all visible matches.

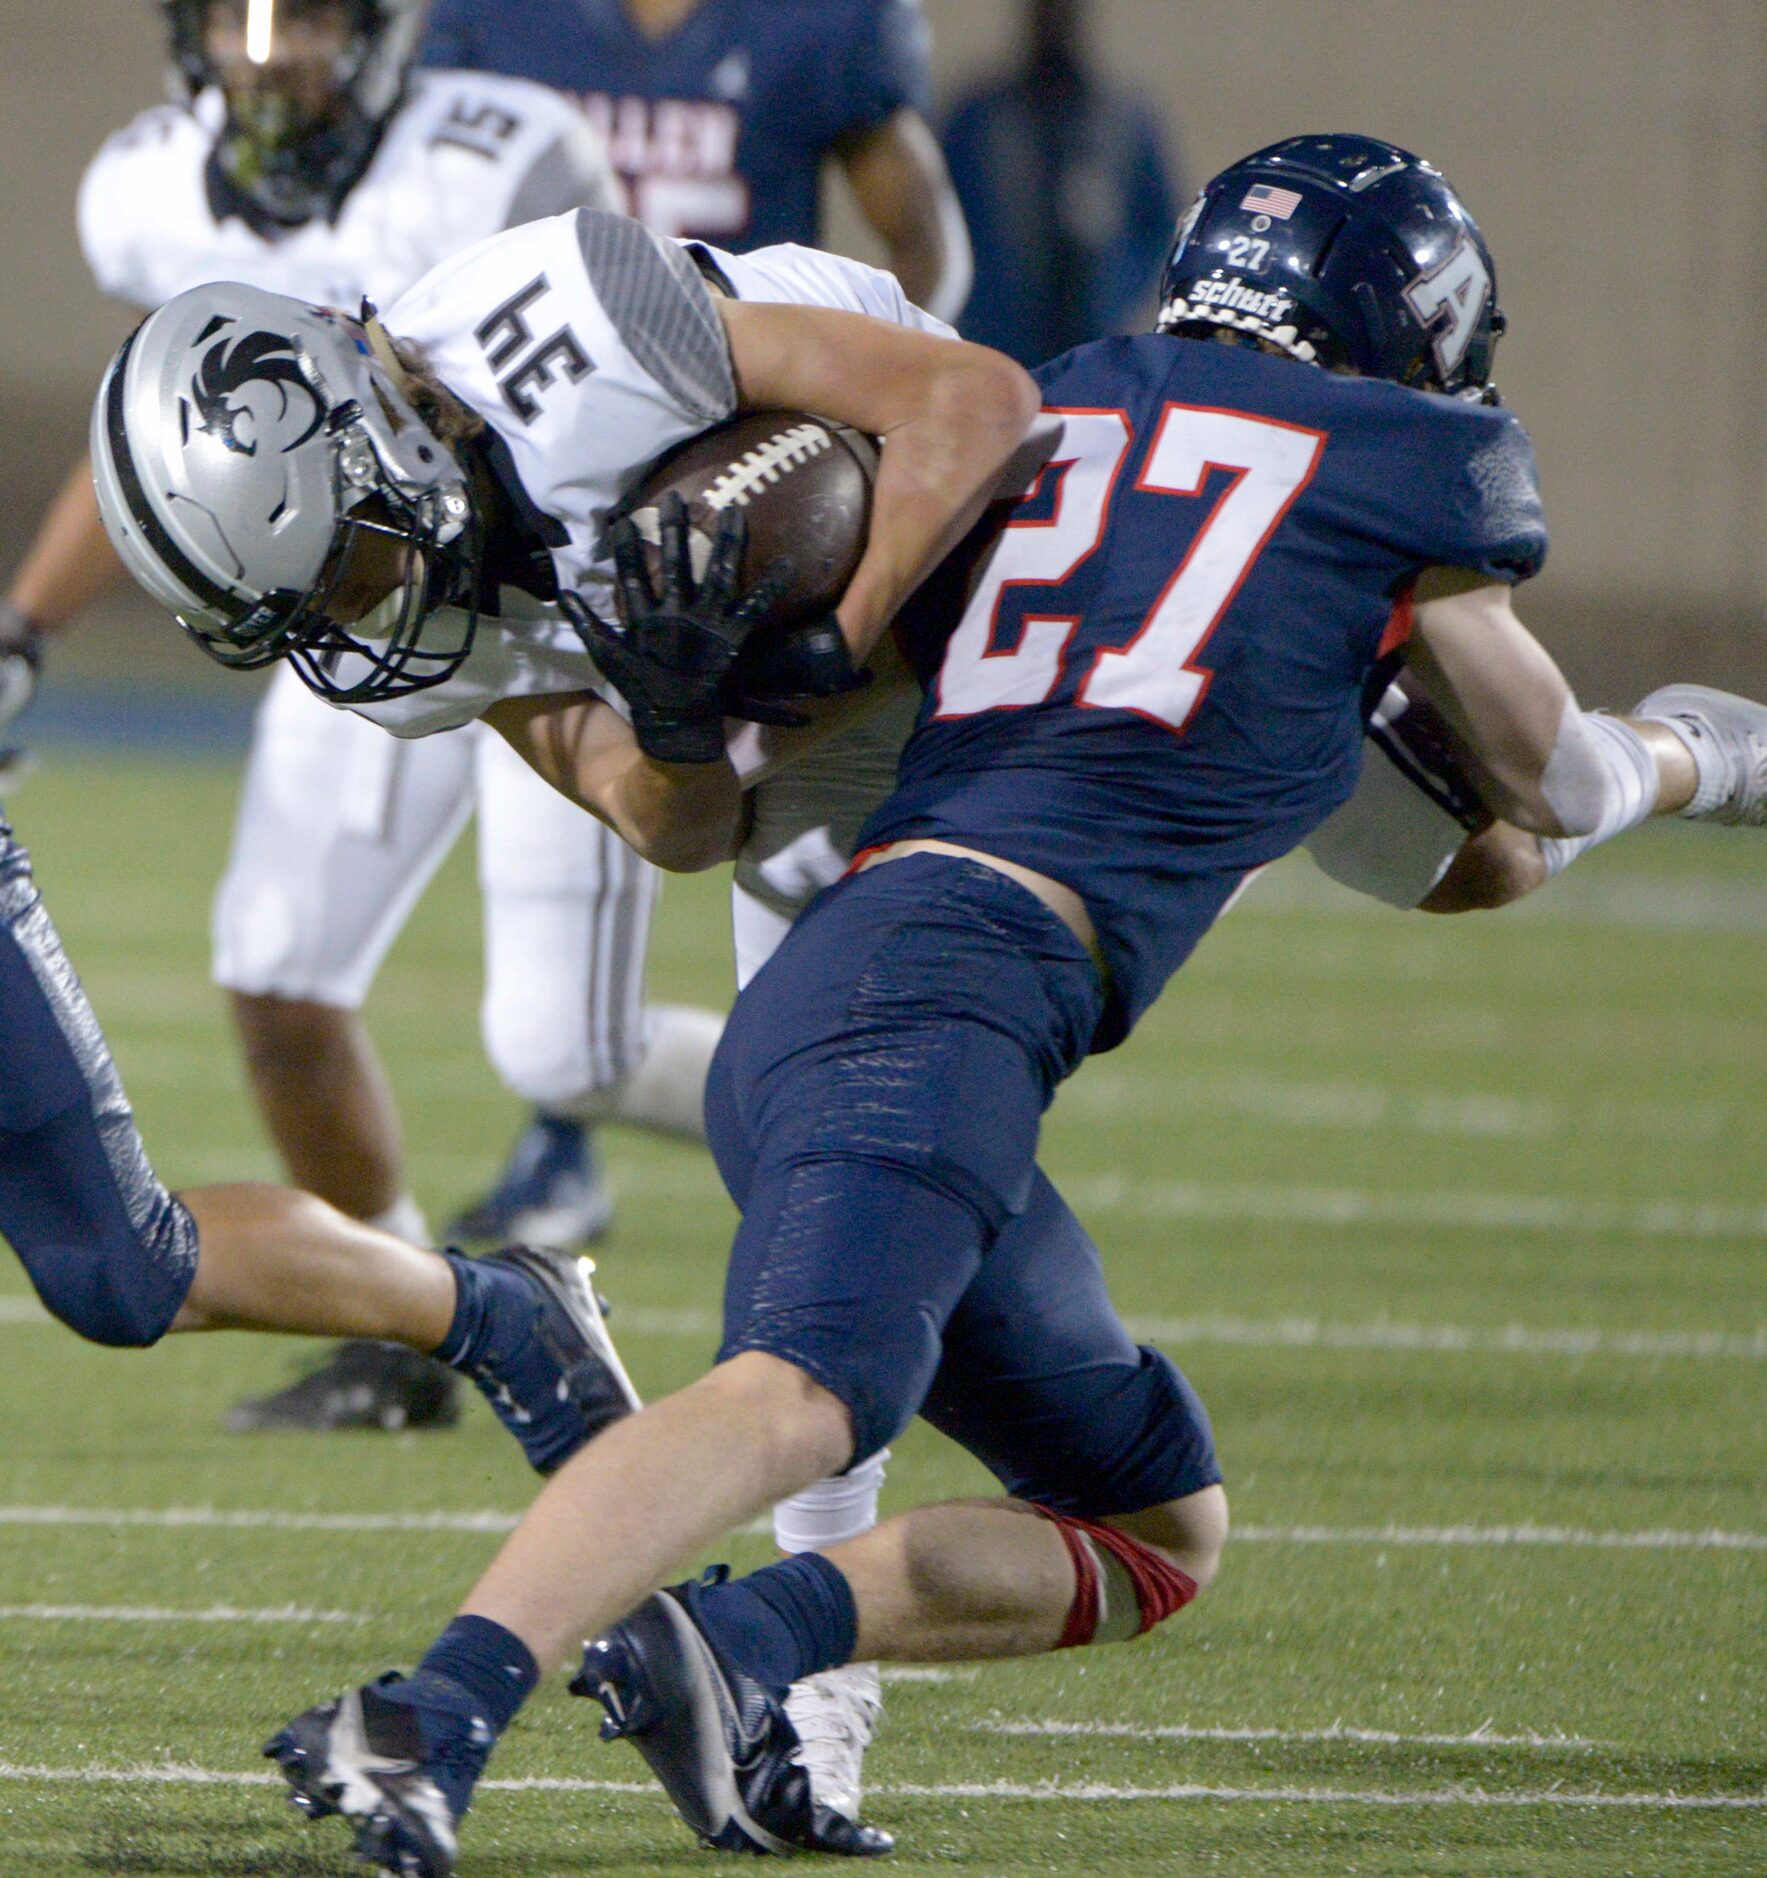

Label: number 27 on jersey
[933,404,1325,735]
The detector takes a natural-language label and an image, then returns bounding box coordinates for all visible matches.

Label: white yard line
[595,1304,1767,1363]
[10,1298,1761,1364]
[0,1603,361,1624]
[0,1761,1757,1809]
[1058,1175,1767,1243]
[1232,1522,1767,1552]
[1124,1315,1767,1361]
[0,1505,521,1534]
[0,1505,1757,1552]
[977,1720,1599,1750]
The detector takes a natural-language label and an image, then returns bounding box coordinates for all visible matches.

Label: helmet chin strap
[358,302,413,391]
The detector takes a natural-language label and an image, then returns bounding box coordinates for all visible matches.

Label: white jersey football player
[0,0,724,1435]
[90,204,1035,1840]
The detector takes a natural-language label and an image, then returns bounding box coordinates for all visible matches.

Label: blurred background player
[417,0,974,326]
[941,0,1180,365]
[0,0,722,1435]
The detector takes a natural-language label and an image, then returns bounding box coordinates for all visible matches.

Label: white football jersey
[332,214,954,930]
[78,70,619,314]
[354,212,953,740]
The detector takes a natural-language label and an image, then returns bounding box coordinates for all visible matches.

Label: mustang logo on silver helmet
[90,279,482,707]
[191,323,326,459]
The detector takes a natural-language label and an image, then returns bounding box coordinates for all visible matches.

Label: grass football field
[0,753,1762,1876]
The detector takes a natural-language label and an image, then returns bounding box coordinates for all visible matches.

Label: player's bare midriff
[855,838,1105,970]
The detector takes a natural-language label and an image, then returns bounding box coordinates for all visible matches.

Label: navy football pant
[706,855,1219,1516]
[0,821,198,1345]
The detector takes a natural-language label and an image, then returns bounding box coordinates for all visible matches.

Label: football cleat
[266,1677,463,1878]
[446,1113,614,1248]
[226,1340,460,1435]
[1634,685,1767,826]
[574,1584,894,1857]
[786,1664,884,1825]
[464,1245,641,1475]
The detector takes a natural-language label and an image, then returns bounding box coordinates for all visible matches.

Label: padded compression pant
[0,820,197,1345]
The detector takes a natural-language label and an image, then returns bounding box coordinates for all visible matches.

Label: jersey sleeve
[820,0,934,145]
[76,112,188,309]
[415,0,486,69]
[1410,402,1549,584]
[700,240,956,338]
[503,112,622,226]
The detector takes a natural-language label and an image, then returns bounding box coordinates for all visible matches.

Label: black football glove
[563,493,795,764]
[720,615,873,729]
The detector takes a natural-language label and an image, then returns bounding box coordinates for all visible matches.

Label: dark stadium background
[2,0,1765,729]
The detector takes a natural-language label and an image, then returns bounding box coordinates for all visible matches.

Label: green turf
[0,755,1762,1876]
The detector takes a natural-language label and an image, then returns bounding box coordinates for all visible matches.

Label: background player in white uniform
[0,0,722,1434]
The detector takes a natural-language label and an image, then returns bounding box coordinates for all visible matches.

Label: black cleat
[447,1112,613,1248]
[266,1677,463,1878]
[467,1246,641,1474]
[573,1585,894,1857]
[226,1340,460,1435]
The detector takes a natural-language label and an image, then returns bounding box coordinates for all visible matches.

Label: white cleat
[785,1663,884,1822]
[1635,685,1767,826]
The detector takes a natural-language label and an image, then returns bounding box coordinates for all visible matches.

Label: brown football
[617,409,877,630]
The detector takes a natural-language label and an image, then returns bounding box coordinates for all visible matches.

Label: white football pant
[212,668,708,1121]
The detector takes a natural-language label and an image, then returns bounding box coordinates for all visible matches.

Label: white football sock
[773,1450,890,1554]
[1537,712,1660,878]
[366,1193,430,1247]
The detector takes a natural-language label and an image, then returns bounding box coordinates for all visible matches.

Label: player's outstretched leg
[572,1487,1224,1858]
[0,817,636,1476]
[179,1196,639,1476]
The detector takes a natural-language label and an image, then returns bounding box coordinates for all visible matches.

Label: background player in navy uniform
[418,0,973,324]
[246,136,1751,1869]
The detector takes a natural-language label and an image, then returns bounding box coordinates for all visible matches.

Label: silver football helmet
[92,280,480,704]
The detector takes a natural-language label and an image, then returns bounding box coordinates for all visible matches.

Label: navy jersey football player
[242,136,1767,1870]
[419,0,971,321]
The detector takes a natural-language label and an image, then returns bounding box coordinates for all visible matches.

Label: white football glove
[0,603,42,773]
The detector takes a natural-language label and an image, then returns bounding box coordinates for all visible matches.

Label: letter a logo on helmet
[1402,239,1494,384]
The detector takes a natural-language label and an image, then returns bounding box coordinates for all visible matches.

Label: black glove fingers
[699,503,749,608]
[609,518,658,618]
[656,491,694,610]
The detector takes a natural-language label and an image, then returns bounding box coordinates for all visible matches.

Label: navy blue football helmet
[1158,135,1505,402]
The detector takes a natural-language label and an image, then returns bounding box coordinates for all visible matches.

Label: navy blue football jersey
[419,0,931,249]
[865,336,1548,1049]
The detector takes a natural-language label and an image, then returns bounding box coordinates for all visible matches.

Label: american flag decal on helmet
[1240,183,1303,219]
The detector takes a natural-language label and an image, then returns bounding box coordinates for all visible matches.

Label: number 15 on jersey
[933,404,1325,735]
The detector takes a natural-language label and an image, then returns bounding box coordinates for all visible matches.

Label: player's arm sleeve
[573,208,738,425]
[1421,407,1550,585]
[75,146,158,310]
[824,0,935,147]
[416,0,485,69]
[506,115,623,226]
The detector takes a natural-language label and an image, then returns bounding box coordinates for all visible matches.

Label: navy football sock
[434,1251,535,1371]
[682,1554,858,1696]
[379,1616,539,1819]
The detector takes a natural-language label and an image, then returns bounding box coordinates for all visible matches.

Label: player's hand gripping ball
[619,409,878,723]
[563,494,794,764]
